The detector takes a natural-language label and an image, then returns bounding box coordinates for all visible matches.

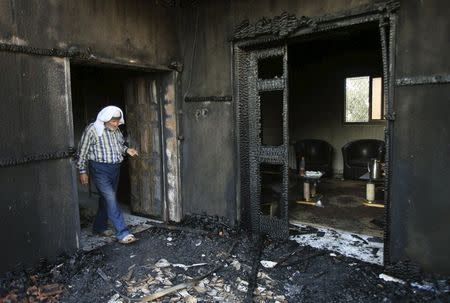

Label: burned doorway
[234,45,292,239]
[235,5,397,264]
[288,23,386,238]
[70,64,166,249]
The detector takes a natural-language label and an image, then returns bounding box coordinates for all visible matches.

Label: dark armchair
[342,139,385,180]
[294,139,333,177]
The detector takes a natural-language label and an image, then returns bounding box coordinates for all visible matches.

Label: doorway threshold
[80,208,162,252]
[289,220,383,265]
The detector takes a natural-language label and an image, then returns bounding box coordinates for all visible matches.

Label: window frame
[343,75,385,125]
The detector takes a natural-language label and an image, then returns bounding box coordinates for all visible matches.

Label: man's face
[105,118,120,130]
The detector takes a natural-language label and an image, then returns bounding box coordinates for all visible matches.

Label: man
[77,105,138,244]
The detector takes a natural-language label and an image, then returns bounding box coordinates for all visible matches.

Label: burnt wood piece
[395,74,450,86]
[0,42,92,59]
[233,12,316,41]
[184,96,232,102]
[384,13,397,264]
[232,1,400,42]
[0,149,75,168]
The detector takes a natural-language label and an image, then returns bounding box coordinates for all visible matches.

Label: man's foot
[118,234,137,244]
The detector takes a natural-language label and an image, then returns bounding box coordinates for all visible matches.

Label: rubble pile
[0,218,449,302]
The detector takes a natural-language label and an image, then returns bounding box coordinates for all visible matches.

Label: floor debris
[260,260,278,268]
[379,273,406,284]
[290,222,384,265]
[0,215,448,302]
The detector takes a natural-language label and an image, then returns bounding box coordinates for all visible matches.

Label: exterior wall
[0,0,179,273]
[390,0,450,273]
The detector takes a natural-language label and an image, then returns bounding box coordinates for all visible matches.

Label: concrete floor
[288,178,385,237]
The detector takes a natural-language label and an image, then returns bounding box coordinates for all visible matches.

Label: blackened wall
[390,0,450,273]
[0,0,178,66]
[176,1,236,220]
[0,0,179,273]
[0,54,77,272]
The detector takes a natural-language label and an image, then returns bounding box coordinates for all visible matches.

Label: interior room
[70,65,154,250]
[258,23,387,238]
[288,24,386,237]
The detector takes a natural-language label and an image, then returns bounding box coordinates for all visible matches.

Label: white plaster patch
[289,222,384,265]
[3,36,29,45]
[57,42,68,48]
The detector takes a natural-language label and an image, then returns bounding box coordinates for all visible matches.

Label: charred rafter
[231,1,400,43]
[185,96,232,102]
[233,12,316,41]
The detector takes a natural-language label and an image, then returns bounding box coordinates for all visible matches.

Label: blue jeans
[89,161,130,240]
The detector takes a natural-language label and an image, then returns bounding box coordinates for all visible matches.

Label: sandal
[118,234,137,244]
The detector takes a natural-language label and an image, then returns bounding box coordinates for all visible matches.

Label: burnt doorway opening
[287,23,386,238]
[70,64,164,250]
[236,14,395,264]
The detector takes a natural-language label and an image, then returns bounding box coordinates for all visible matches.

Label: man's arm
[77,126,94,184]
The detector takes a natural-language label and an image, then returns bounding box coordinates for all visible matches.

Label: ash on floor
[289,222,384,265]
[0,219,448,303]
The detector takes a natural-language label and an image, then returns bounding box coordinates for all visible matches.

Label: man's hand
[80,173,89,185]
[126,148,139,157]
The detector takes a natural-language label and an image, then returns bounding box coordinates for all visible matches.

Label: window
[345,76,384,123]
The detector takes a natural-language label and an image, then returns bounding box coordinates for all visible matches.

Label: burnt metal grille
[247,46,289,239]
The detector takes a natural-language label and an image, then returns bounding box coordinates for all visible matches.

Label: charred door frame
[68,59,183,223]
[233,1,399,263]
[248,46,290,238]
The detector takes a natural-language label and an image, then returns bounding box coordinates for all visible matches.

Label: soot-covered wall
[390,0,450,273]
[0,0,179,273]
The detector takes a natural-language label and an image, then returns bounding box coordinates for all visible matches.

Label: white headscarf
[93,106,125,136]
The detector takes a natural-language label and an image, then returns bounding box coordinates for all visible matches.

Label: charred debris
[1,215,449,302]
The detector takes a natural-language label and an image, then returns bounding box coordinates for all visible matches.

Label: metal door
[125,77,164,217]
[247,46,289,238]
[0,55,79,271]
